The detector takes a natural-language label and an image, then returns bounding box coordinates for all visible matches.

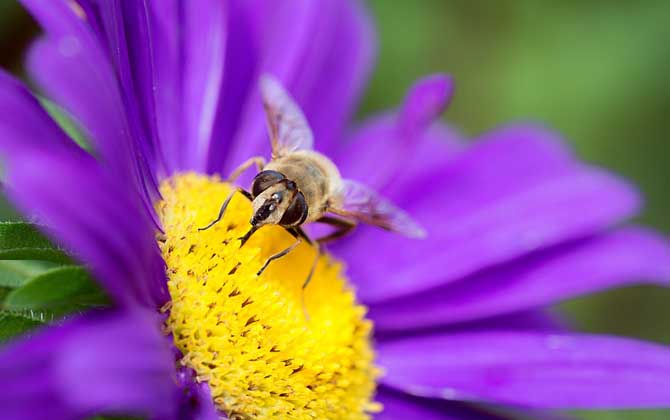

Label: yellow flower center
[158,173,380,419]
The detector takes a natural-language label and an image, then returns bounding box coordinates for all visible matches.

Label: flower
[1,0,670,419]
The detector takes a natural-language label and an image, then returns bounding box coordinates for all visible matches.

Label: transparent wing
[330,179,427,238]
[259,74,314,157]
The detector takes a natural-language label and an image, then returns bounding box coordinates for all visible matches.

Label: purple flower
[1,1,670,419]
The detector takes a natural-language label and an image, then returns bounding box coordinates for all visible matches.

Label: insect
[200,74,426,289]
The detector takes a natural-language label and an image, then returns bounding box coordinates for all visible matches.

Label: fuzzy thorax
[158,173,379,419]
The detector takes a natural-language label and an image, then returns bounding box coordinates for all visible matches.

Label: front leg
[227,156,266,183]
[198,188,252,231]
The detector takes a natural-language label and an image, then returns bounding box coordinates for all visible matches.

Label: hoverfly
[201,75,425,288]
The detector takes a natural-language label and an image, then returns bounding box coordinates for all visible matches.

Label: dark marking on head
[252,201,276,224]
[252,170,285,197]
[280,191,308,226]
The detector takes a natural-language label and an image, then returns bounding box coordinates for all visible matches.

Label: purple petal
[338,125,641,303]
[396,75,455,142]
[22,0,158,208]
[26,37,127,157]
[0,70,165,308]
[378,332,670,409]
[332,74,460,190]
[376,390,459,420]
[488,309,571,332]
[4,150,166,308]
[224,0,376,173]
[175,368,220,420]
[174,0,227,171]
[82,0,165,177]
[455,310,571,333]
[376,387,513,420]
[22,1,133,168]
[297,0,376,152]
[204,0,258,174]
[179,0,267,176]
[379,310,570,339]
[43,0,285,203]
[133,0,255,175]
[188,385,220,420]
[0,310,177,419]
[370,228,670,331]
[0,70,75,154]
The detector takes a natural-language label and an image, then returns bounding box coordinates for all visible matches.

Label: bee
[201,75,425,288]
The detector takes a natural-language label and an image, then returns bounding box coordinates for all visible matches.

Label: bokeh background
[1,1,669,418]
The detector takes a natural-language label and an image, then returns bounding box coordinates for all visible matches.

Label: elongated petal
[376,391,459,420]
[176,0,227,171]
[338,125,640,303]
[204,0,258,174]
[396,75,454,142]
[0,310,177,419]
[224,0,376,173]
[378,332,670,409]
[188,385,220,420]
[22,0,158,210]
[22,1,136,171]
[229,0,324,167]
[174,369,220,420]
[297,0,376,152]
[81,0,165,177]
[0,70,75,154]
[375,388,510,420]
[113,0,253,175]
[26,38,131,162]
[332,74,460,190]
[370,228,670,330]
[4,151,166,308]
[428,310,570,335]
[0,70,164,308]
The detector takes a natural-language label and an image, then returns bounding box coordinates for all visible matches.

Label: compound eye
[252,170,285,197]
[280,191,308,226]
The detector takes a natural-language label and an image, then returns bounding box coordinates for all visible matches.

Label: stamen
[158,173,380,419]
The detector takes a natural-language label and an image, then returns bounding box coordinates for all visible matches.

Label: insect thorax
[264,151,341,221]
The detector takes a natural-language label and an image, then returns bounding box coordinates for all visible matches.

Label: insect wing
[332,180,426,238]
[260,75,314,158]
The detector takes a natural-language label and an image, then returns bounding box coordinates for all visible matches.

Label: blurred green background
[1,0,669,418]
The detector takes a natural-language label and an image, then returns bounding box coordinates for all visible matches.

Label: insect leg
[296,218,355,293]
[198,188,247,231]
[299,239,321,322]
[314,216,357,244]
[227,156,266,183]
[257,238,302,276]
[302,241,320,290]
[281,227,320,290]
[290,226,314,246]
[284,226,319,320]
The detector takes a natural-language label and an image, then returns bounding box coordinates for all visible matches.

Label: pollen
[158,173,380,419]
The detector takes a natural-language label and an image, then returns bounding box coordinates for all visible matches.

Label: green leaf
[0,222,71,263]
[4,266,109,316]
[0,287,10,302]
[0,310,44,343]
[0,260,56,288]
